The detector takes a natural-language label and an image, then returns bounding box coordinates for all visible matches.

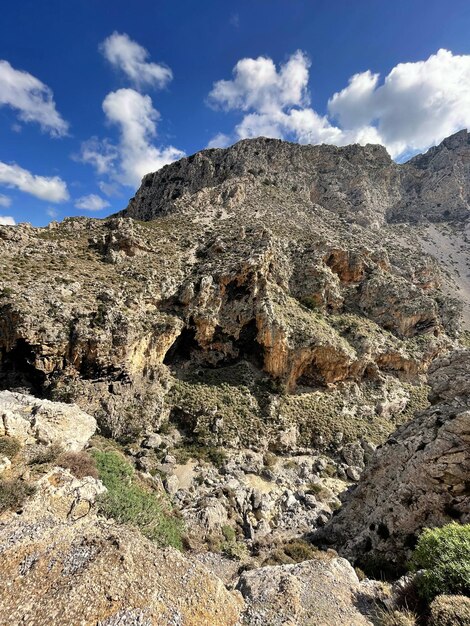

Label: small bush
[263,539,319,565]
[56,451,99,479]
[263,452,277,468]
[173,443,227,468]
[375,608,416,626]
[91,450,184,550]
[222,524,236,543]
[0,478,36,514]
[429,594,470,626]
[0,436,21,460]
[29,443,63,465]
[283,539,318,562]
[410,523,470,600]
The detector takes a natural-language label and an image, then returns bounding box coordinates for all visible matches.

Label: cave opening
[0,339,47,395]
[163,327,199,366]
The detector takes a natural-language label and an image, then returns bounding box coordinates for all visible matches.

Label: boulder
[0,390,96,451]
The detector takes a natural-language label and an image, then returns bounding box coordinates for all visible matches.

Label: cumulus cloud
[0,161,69,202]
[328,48,470,157]
[0,60,68,136]
[0,194,11,207]
[79,88,184,187]
[100,32,172,90]
[0,215,15,225]
[208,49,470,159]
[209,50,310,114]
[75,194,110,211]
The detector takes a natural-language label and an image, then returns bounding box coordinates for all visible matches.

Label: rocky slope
[322,349,470,574]
[1,130,470,623]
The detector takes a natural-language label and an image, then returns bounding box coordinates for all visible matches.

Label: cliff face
[323,349,470,573]
[124,130,470,227]
[1,133,469,450]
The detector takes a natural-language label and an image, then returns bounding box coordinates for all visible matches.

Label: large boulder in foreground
[0,467,243,626]
[237,555,377,625]
[0,390,96,451]
[323,349,470,573]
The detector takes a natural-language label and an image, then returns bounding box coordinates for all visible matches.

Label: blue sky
[1,0,470,226]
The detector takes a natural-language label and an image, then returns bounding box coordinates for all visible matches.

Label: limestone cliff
[2,134,467,449]
[322,349,470,573]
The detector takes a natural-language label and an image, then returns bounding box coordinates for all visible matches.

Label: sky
[1,0,470,226]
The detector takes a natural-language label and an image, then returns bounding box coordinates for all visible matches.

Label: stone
[324,349,470,570]
[0,391,96,451]
[237,555,374,625]
[164,474,179,495]
[346,466,362,481]
[0,456,11,473]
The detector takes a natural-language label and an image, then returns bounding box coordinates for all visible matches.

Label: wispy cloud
[0,60,68,137]
[0,194,11,208]
[100,32,172,90]
[75,193,110,211]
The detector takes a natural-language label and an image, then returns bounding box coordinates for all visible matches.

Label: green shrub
[0,478,36,513]
[429,594,470,626]
[222,524,236,542]
[283,539,318,562]
[0,436,21,460]
[410,523,470,600]
[91,450,184,550]
[173,442,227,468]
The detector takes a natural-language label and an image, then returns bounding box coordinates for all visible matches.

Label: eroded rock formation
[322,349,470,573]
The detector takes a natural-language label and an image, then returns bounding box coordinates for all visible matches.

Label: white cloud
[98,180,121,197]
[75,194,110,211]
[80,88,184,187]
[0,215,15,226]
[0,60,68,136]
[0,161,69,202]
[209,51,310,114]
[76,137,118,175]
[100,32,172,90]
[0,194,11,207]
[46,207,58,218]
[328,48,470,157]
[208,49,470,159]
[207,132,232,149]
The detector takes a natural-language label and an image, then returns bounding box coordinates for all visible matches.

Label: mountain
[1,131,470,624]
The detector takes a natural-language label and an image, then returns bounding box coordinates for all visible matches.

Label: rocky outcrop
[237,555,378,625]
[0,466,243,626]
[0,390,96,451]
[323,349,470,572]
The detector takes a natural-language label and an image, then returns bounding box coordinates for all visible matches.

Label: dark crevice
[0,339,47,395]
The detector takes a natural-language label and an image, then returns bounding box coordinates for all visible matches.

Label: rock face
[0,467,243,626]
[0,390,96,451]
[237,555,375,626]
[1,135,464,448]
[323,349,470,571]
[124,129,470,227]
